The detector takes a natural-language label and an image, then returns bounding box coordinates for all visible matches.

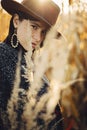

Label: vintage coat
[0,40,64,130]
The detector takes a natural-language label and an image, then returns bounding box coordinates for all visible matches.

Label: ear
[13,14,20,28]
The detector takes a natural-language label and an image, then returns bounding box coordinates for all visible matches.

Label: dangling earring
[11,29,19,48]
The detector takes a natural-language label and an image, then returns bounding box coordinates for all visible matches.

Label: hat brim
[1,1,43,21]
[1,0,59,26]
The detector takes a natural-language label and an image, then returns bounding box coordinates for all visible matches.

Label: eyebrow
[30,21,48,30]
[30,21,41,28]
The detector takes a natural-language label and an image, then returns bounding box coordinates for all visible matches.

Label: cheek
[17,20,31,42]
[17,26,25,44]
[17,21,32,50]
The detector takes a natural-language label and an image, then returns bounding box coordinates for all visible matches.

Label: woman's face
[13,14,49,51]
[30,20,48,50]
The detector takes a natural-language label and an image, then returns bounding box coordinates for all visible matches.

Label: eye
[41,30,47,36]
[31,25,38,30]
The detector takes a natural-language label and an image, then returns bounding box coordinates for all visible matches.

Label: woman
[0,0,63,129]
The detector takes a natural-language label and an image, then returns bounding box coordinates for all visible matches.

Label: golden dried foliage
[58,9,87,130]
[0,8,11,42]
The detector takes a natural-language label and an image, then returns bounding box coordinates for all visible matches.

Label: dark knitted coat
[0,41,29,130]
[0,41,64,130]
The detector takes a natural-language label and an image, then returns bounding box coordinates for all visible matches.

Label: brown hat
[1,0,60,26]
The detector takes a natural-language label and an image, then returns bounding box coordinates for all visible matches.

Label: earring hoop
[11,30,19,48]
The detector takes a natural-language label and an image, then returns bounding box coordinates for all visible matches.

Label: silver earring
[11,29,19,48]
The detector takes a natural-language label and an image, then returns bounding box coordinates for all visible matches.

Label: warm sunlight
[52,0,69,13]
[16,0,23,2]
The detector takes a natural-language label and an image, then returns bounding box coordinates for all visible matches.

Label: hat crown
[1,0,60,26]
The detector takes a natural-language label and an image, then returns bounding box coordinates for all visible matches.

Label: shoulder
[0,43,9,66]
[0,42,9,54]
[0,42,5,48]
[0,42,16,57]
[0,42,10,62]
[0,42,17,67]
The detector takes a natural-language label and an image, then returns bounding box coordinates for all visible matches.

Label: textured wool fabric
[0,41,28,129]
[0,41,64,130]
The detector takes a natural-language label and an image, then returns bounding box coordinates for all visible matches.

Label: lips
[32,43,36,49]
